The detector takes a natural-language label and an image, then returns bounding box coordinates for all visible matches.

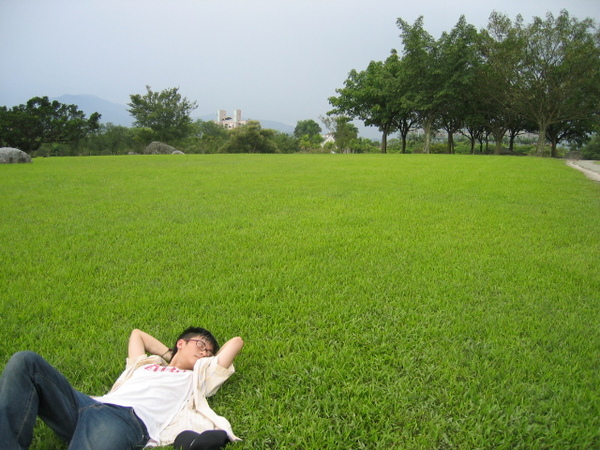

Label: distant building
[216,109,247,129]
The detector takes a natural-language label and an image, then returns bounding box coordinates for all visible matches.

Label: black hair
[169,326,220,358]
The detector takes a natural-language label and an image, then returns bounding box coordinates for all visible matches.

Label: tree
[0,97,101,153]
[328,59,390,152]
[294,119,323,152]
[546,118,595,155]
[461,93,488,154]
[80,123,137,155]
[515,11,600,156]
[580,132,600,160]
[189,119,230,153]
[320,115,358,153]
[328,50,416,153]
[436,16,481,154]
[396,17,442,154]
[194,119,228,139]
[127,86,198,143]
[297,134,324,152]
[218,121,279,153]
[294,120,322,139]
[478,12,528,154]
[273,131,300,154]
[351,137,380,153]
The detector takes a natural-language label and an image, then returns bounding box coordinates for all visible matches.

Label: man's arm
[215,336,244,368]
[128,329,171,361]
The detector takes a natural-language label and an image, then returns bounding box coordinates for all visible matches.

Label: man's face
[176,335,215,369]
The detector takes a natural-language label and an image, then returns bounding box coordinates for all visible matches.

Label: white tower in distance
[216,109,247,129]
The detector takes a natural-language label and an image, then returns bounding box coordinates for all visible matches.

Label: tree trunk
[550,134,558,158]
[400,129,409,154]
[380,131,388,153]
[422,115,434,154]
[493,132,503,155]
[509,133,516,152]
[536,121,548,156]
[447,131,454,154]
[489,126,506,155]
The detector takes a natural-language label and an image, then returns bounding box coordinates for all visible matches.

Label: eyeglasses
[184,339,214,356]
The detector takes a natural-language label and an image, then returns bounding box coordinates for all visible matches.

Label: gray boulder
[0,147,32,164]
[143,141,179,155]
[172,150,185,155]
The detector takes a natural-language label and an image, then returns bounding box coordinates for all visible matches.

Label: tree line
[0,86,369,156]
[329,10,600,157]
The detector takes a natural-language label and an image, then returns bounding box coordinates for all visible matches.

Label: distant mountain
[52,94,133,127]
[259,119,295,134]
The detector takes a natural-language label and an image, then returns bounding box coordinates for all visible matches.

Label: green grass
[1,154,599,449]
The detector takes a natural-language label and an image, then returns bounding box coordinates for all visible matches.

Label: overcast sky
[1,0,599,129]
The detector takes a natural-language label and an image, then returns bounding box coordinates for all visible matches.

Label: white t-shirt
[95,364,193,442]
[96,355,238,447]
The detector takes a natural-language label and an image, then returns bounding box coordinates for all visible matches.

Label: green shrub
[581,134,600,160]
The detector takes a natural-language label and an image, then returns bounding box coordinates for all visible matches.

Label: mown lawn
[1,154,599,449]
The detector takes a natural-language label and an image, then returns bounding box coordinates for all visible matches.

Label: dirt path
[566,160,600,182]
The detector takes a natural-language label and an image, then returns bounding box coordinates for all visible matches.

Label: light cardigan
[106,354,240,447]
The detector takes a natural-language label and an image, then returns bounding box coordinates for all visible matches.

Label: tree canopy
[321,115,359,153]
[329,51,414,153]
[514,12,600,155]
[294,119,322,139]
[0,97,101,153]
[218,121,279,154]
[127,86,198,143]
[329,9,600,156]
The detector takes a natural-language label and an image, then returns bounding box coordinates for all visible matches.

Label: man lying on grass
[0,327,244,450]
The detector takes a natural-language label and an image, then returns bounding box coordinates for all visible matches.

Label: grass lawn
[1,154,599,448]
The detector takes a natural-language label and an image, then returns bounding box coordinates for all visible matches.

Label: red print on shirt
[144,364,186,373]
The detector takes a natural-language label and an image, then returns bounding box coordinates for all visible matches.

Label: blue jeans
[0,351,149,450]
